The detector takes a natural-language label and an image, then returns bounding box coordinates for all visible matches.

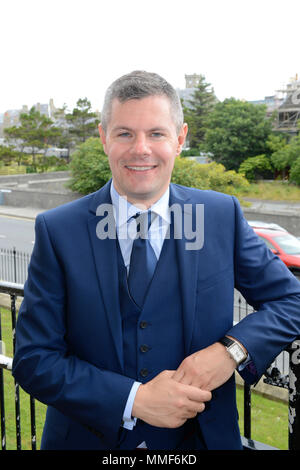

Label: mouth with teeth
[125,165,157,171]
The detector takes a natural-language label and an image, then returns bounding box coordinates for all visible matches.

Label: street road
[0,215,35,254]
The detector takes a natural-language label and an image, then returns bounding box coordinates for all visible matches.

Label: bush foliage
[238,154,273,181]
[68,138,111,194]
[289,157,300,185]
[171,157,249,197]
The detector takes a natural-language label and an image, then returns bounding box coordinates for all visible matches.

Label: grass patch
[236,385,289,450]
[239,181,300,202]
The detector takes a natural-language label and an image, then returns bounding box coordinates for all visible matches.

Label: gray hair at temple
[101,70,184,134]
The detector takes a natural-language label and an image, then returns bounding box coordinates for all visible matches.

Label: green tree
[204,98,273,171]
[0,145,23,166]
[1,128,29,166]
[183,75,217,149]
[52,104,73,160]
[65,98,100,146]
[68,137,111,195]
[271,132,300,179]
[266,133,287,154]
[4,107,62,169]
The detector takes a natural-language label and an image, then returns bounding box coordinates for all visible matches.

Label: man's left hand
[172,342,236,391]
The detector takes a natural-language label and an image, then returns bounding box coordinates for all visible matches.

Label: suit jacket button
[140,321,148,329]
[140,344,149,353]
[140,368,148,377]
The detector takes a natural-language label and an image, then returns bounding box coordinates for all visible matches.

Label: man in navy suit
[12,71,300,450]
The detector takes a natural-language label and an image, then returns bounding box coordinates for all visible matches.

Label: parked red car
[251,224,300,276]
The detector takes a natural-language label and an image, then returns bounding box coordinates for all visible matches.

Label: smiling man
[12,71,300,450]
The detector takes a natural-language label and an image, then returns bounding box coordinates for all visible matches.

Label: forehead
[108,95,176,131]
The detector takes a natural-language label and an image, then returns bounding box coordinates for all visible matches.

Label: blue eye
[151,132,163,138]
[118,132,131,138]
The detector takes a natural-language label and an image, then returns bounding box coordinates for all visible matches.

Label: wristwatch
[218,336,247,366]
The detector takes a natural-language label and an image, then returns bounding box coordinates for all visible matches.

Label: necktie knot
[131,211,153,239]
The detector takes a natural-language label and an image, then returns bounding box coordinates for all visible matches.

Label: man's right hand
[131,370,212,428]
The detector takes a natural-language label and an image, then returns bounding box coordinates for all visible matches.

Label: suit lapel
[87,180,124,372]
[169,184,201,355]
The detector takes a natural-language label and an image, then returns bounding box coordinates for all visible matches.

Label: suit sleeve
[226,197,300,383]
[12,214,135,446]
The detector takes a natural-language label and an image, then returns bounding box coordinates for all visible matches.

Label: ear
[98,124,108,154]
[176,123,188,156]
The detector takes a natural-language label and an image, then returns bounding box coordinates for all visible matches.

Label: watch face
[229,343,246,362]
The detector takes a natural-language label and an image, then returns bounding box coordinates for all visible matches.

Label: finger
[183,401,206,417]
[184,385,212,403]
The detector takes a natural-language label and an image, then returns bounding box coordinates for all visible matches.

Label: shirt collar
[110,180,171,228]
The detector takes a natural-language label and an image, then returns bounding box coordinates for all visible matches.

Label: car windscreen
[273,234,300,255]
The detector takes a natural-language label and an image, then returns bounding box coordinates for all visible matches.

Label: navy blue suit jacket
[12,181,300,449]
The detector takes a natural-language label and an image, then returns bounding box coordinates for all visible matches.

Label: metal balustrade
[0,281,36,450]
[0,280,299,450]
[0,248,30,284]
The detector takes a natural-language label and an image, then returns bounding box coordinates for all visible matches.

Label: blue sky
[1,0,299,113]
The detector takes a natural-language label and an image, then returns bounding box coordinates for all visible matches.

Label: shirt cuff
[237,353,252,371]
[122,381,142,430]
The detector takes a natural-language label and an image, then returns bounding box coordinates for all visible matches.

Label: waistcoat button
[140,368,148,377]
[140,344,149,353]
[140,321,148,329]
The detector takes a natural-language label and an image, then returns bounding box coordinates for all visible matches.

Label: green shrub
[289,157,300,185]
[68,137,111,194]
[172,157,249,197]
[239,154,273,181]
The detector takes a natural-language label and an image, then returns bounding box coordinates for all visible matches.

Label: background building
[177,73,201,109]
[249,74,300,137]
[0,100,57,138]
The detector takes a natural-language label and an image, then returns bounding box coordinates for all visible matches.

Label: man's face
[99,95,187,208]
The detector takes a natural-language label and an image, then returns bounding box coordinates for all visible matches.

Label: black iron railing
[0,247,30,284]
[0,281,35,450]
[0,280,299,450]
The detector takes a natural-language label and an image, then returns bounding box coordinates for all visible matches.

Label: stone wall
[0,171,82,209]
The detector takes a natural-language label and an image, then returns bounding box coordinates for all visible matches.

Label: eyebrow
[111,126,169,133]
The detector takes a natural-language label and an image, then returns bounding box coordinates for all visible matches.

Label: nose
[130,134,151,156]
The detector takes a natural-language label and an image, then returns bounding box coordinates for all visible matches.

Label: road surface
[0,215,35,254]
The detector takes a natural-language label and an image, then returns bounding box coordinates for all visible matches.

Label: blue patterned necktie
[127,211,157,307]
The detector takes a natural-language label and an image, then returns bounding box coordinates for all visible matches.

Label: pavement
[0,205,43,220]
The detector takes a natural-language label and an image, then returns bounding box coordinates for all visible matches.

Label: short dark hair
[101,70,183,133]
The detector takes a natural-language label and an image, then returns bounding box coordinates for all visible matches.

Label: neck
[112,183,169,210]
